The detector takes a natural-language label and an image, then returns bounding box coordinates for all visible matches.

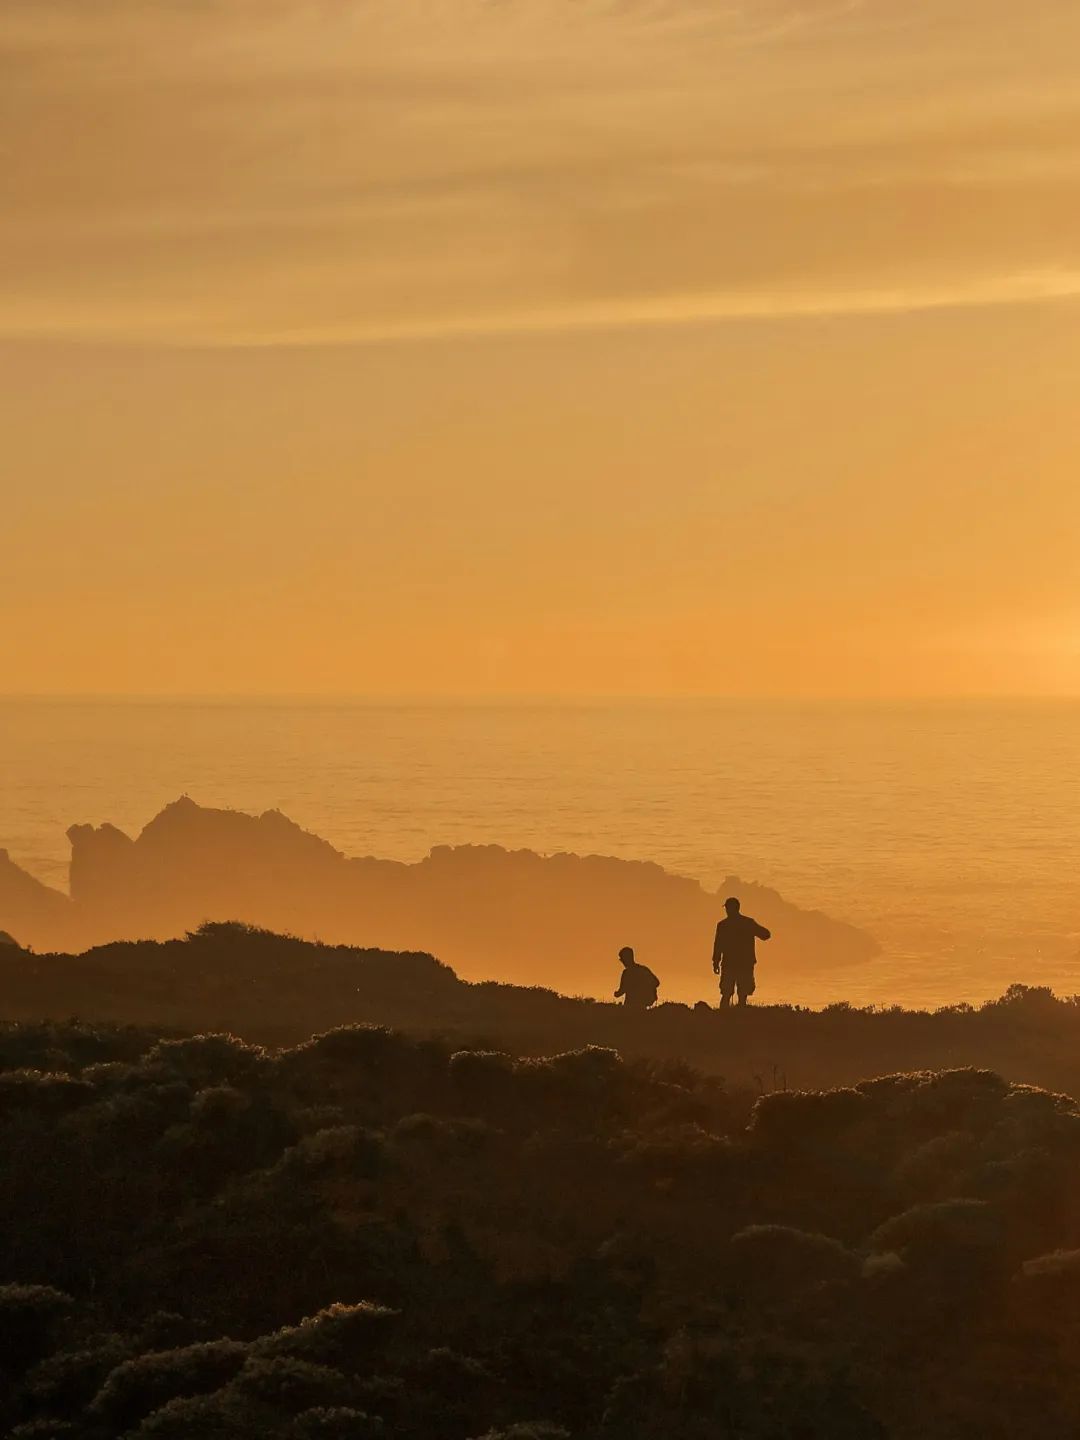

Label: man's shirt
[617,963,659,1007]
[712,913,771,968]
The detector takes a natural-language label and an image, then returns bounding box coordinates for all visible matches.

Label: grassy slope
[3,922,1079,1098]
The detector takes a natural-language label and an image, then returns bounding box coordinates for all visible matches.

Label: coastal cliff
[3,797,876,998]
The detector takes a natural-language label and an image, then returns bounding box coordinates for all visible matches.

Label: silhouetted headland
[0,797,876,998]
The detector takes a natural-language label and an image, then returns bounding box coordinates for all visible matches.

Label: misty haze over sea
[2,698,1078,1008]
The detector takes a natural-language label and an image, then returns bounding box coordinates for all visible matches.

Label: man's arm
[711,923,724,973]
[614,979,625,998]
[753,921,772,942]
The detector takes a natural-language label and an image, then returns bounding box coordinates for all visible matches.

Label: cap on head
[618,946,635,963]
[724,897,741,914]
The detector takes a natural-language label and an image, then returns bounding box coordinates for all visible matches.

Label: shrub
[270,1127,384,1180]
[728,1224,859,1296]
[0,1284,74,1376]
[471,1427,570,1439]
[449,1050,516,1105]
[191,1085,252,1126]
[253,1305,396,1371]
[130,1390,263,1438]
[23,1333,133,1414]
[63,1086,191,1151]
[144,1034,266,1088]
[750,1087,866,1145]
[288,1027,411,1071]
[0,1070,93,1120]
[389,1113,499,1162]
[89,1340,249,1430]
[397,1346,499,1432]
[867,1198,1003,1276]
[9,1422,79,1439]
[289,1408,387,1439]
[892,1131,975,1200]
[235,1356,355,1413]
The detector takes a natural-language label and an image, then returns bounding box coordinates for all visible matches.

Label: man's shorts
[719,961,756,1000]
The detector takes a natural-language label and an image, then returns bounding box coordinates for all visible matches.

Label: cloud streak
[6,267,1079,350]
[243,268,1080,348]
[5,0,1080,700]
[4,0,1080,348]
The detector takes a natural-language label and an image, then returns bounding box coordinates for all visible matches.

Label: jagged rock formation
[3,797,877,997]
[0,850,72,951]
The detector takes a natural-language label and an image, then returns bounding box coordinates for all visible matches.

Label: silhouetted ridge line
[2,924,1079,1097]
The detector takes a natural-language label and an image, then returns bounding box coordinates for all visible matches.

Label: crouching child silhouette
[614,946,660,1011]
[712,897,770,1007]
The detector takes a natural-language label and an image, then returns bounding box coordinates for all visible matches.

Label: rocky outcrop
[6,798,877,999]
[0,850,72,952]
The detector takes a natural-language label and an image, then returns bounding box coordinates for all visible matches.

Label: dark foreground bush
[88,1340,249,1431]
[3,1023,1080,1438]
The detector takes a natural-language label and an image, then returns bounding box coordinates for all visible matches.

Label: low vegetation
[4,1012,1080,1437]
[4,922,1080,1096]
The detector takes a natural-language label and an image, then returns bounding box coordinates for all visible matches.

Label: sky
[3,0,1080,698]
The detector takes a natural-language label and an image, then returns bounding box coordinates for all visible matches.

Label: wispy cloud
[235,268,1080,348]
[6,267,1079,350]
[4,0,1080,345]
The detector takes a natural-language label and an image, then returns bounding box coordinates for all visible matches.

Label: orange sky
[3,0,1079,698]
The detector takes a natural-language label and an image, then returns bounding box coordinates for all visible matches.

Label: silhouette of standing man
[614,946,660,1011]
[712,897,770,1007]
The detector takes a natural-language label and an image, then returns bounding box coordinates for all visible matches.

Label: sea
[1,698,1078,1009]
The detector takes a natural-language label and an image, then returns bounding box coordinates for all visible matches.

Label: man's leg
[737,965,757,1007]
[718,965,734,1008]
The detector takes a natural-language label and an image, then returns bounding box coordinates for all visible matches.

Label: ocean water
[1,698,1078,1007]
